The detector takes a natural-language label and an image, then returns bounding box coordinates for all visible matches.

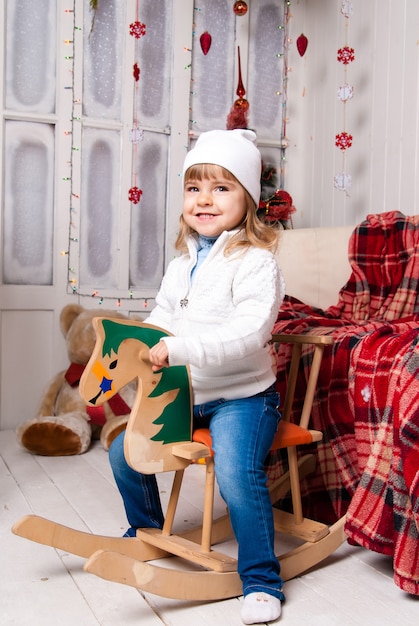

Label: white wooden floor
[1,429,418,626]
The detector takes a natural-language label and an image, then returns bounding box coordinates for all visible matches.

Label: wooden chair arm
[272,333,334,346]
[272,332,333,429]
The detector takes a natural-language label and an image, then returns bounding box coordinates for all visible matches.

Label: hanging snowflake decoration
[335,131,353,150]
[129,21,146,39]
[334,172,352,193]
[341,1,354,18]
[337,83,354,102]
[128,186,143,204]
[337,46,355,65]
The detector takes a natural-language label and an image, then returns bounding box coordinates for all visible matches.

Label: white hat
[182,129,262,207]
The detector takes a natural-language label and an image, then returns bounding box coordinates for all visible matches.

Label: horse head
[80,317,193,473]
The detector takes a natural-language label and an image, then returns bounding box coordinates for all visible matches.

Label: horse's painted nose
[88,376,113,405]
[100,376,113,394]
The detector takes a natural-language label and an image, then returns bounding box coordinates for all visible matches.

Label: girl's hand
[149,341,169,371]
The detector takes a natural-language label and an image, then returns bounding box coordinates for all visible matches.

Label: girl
[109,129,286,624]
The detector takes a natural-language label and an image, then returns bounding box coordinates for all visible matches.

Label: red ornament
[129,21,146,39]
[128,186,143,204]
[200,31,212,56]
[296,33,308,57]
[337,46,355,65]
[233,1,248,16]
[226,46,249,130]
[133,63,140,81]
[335,132,353,150]
[259,190,296,223]
[226,98,249,130]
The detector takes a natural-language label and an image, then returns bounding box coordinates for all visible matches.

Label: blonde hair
[175,164,279,255]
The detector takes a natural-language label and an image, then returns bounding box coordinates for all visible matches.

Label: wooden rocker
[12,318,347,602]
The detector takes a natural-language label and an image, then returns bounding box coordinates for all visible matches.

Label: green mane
[101,319,192,443]
[102,319,167,355]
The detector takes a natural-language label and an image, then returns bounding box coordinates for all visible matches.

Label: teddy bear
[16,304,137,456]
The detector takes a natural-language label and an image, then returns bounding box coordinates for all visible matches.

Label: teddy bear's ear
[60,304,85,336]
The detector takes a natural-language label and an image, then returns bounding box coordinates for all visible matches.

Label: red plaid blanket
[345,326,419,594]
[269,211,419,594]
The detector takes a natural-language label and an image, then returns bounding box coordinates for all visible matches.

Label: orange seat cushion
[271,420,314,448]
[192,428,214,456]
[192,421,315,456]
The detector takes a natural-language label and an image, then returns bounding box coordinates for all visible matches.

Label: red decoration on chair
[296,33,308,57]
[226,47,249,130]
[200,31,212,55]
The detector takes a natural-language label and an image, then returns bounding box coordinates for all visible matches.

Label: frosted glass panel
[137,0,173,128]
[3,121,54,285]
[83,0,124,120]
[79,128,120,288]
[191,0,235,133]
[129,132,168,289]
[5,0,56,113]
[248,1,285,139]
[190,0,286,142]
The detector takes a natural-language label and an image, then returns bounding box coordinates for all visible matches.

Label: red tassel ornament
[226,47,249,130]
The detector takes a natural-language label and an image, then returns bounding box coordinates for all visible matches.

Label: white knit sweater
[145,230,285,405]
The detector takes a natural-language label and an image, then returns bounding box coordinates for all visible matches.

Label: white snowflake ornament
[341,1,354,18]
[337,83,354,102]
[334,172,352,193]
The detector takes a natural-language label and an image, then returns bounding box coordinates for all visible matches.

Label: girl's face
[183,167,246,238]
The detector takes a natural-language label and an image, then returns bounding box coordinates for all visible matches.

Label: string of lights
[61,0,291,307]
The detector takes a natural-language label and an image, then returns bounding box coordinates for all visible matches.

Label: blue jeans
[109,385,285,601]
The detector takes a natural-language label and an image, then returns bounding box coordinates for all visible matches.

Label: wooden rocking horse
[12,317,347,601]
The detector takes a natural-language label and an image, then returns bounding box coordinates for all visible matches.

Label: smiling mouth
[197,213,217,219]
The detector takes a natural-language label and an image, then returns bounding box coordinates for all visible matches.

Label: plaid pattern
[268,211,419,594]
[345,328,419,594]
[327,211,419,321]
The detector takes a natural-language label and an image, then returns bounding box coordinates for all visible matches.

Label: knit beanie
[182,129,262,207]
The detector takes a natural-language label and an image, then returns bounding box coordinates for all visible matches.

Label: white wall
[286,0,419,228]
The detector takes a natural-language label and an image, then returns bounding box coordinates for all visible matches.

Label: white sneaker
[241,592,282,624]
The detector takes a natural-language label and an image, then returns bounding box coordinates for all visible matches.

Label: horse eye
[109,360,117,369]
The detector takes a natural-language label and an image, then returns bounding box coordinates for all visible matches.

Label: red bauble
[233,1,248,16]
[200,31,212,55]
[297,33,308,57]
